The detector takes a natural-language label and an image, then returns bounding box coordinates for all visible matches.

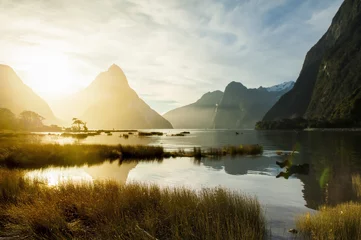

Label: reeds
[0,169,266,240]
[296,203,361,239]
[0,143,263,169]
[138,132,164,136]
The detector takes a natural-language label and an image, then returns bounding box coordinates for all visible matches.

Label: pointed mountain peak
[225,81,247,92]
[85,64,129,93]
[108,64,123,73]
[105,64,128,83]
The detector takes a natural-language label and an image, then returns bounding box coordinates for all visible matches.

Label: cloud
[0,0,343,113]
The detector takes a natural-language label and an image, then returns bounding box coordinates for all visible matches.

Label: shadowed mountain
[163,91,223,129]
[263,0,361,124]
[213,81,294,129]
[0,64,58,124]
[56,64,172,129]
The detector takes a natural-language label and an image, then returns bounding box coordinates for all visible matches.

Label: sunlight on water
[26,167,93,186]
[25,161,138,186]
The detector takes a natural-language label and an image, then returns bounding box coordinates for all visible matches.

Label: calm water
[28,130,361,239]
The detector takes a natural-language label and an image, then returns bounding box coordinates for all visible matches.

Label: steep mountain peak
[263,0,361,122]
[108,64,124,74]
[88,64,129,92]
[225,81,248,93]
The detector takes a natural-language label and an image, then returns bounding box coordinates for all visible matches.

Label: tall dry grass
[0,168,266,240]
[296,203,361,239]
[296,174,361,239]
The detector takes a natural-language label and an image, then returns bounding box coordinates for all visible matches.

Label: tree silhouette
[19,111,45,130]
[0,108,16,130]
[72,118,87,131]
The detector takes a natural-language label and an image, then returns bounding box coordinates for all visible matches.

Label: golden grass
[0,143,263,169]
[0,168,266,240]
[352,174,361,199]
[296,203,361,239]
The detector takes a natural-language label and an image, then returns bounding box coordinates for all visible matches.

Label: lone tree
[72,118,88,132]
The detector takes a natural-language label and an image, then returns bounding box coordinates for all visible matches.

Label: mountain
[0,64,58,124]
[163,91,223,129]
[59,64,172,129]
[263,0,361,125]
[213,81,294,129]
[266,81,295,92]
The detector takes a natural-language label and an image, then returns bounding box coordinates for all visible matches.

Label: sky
[0,0,343,114]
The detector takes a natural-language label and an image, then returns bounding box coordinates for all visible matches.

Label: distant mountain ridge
[163,91,223,129]
[266,81,294,92]
[59,65,173,129]
[213,81,294,129]
[263,0,361,125]
[0,64,58,124]
[164,81,294,129]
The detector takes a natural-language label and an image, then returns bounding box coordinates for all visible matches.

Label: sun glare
[20,49,79,97]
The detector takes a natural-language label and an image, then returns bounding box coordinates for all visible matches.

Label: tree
[72,118,87,132]
[0,108,17,130]
[19,111,45,130]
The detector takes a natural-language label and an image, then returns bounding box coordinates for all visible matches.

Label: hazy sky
[0,0,343,113]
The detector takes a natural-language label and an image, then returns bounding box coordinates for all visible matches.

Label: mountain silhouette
[213,81,294,129]
[0,64,58,124]
[57,64,173,129]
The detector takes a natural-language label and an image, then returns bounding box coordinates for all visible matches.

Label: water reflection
[26,161,138,186]
[20,130,361,238]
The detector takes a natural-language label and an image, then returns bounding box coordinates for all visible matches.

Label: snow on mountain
[266,81,295,92]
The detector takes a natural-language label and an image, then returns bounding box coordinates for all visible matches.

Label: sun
[20,49,78,98]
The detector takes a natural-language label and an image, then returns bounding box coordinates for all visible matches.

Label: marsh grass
[296,203,361,239]
[352,174,361,198]
[138,131,164,136]
[61,132,101,139]
[0,169,266,240]
[0,143,263,169]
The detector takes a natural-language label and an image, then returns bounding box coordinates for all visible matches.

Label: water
[27,130,361,239]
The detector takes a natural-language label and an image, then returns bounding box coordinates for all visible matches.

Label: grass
[0,143,166,169]
[61,132,101,139]
[0,168,266,240]
[353,174,361,198]
[0,143,263,169]
[296,174,361,239]
[296,203,361,239]
[171,133,186,136]
[138,131,164,136]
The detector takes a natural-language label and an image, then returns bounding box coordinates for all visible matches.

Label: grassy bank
[296,203,361,239]
[0,169,266,240]
[0,143,263,169]
[296,175,361,239]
